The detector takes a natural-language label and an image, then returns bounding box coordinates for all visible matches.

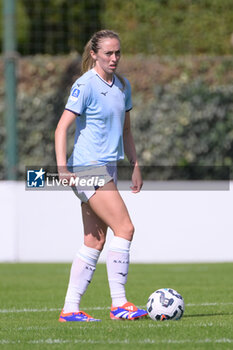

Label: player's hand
[130,164,143,193]
[57,166,76,183]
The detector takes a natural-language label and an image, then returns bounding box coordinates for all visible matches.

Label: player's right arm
[55,109,77,180]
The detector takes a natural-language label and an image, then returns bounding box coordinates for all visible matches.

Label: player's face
[91,38,121,80]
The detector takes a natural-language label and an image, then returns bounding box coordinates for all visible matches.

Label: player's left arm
[123,111,143,193]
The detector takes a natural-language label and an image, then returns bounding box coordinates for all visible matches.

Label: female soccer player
[55,29,147,322]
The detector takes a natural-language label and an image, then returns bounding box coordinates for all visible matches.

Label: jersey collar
[91,68,115,87]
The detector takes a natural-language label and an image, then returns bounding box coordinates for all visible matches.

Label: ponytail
[81,39,95,74]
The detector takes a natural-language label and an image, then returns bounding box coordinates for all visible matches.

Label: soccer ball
[147,288,185,321]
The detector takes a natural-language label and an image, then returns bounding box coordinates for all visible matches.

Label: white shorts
[69,162,117,203]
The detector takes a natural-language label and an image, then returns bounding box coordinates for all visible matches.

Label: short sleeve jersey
[65,69,132,167]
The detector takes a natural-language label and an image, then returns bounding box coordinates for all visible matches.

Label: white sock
[107,236,131,307]
[63,245,100,313]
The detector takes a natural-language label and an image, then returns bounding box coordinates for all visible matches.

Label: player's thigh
[81,202,108,250]
[87,180,134,239]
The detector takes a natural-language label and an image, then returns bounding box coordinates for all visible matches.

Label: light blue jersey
[66,69,132,167]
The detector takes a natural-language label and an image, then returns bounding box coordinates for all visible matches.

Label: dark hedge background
[1,55,233,180]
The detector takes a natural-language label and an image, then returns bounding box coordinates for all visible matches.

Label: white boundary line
[0,338,232,345]
[0,302,232,314]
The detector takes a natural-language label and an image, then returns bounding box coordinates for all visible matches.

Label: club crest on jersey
[70,88,80,101]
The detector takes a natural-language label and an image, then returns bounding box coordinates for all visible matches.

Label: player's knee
[118,221,135,241]
[127,222,135,241]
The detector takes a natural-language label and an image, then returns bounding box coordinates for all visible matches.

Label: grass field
[0,262,232,350]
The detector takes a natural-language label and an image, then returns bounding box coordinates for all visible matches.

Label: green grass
[0,263,232,350]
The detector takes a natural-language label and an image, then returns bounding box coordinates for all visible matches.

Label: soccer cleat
[110,302,148,320]
[59,310,101,322]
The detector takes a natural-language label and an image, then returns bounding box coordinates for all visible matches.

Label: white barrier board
[0,181,232,263]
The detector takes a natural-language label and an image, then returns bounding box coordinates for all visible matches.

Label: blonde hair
[81,29,125,89]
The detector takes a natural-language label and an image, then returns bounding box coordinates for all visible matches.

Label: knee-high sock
[63,245,100,313]
[106,236,131,307]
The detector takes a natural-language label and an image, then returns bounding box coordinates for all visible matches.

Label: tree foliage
[103,0,233,55]
[0,0,103,55]
[0,0,233,55]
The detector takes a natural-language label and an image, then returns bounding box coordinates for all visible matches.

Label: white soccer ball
[147,288,185,321]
